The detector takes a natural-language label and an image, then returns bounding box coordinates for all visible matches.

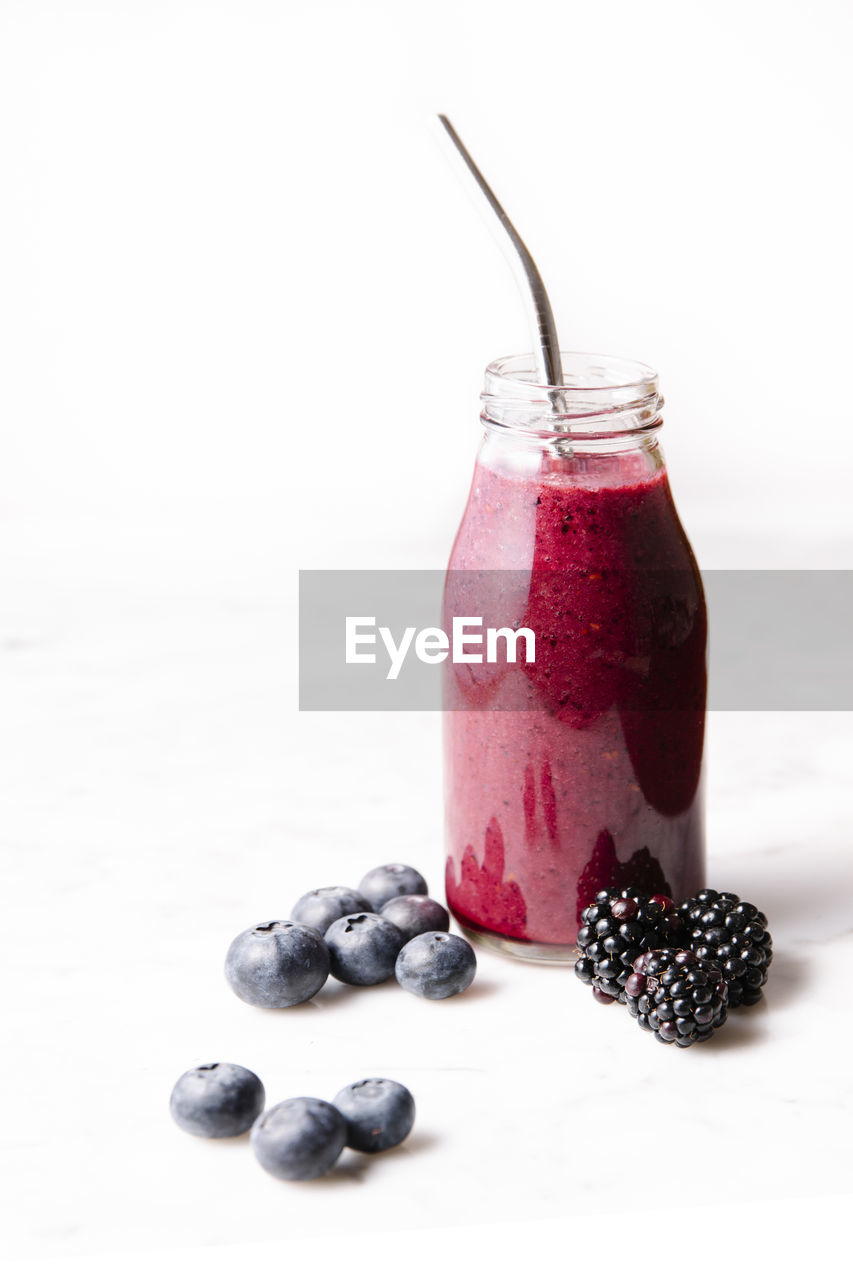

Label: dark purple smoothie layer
[443,451,706,947]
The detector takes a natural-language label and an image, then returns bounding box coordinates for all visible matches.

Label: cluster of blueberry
[169,865,476,1181]
[225,863,477,1006]
[170,1064,415,1180]
[574,886,773,1047]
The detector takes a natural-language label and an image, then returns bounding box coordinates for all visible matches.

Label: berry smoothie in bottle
[443,354,706,961]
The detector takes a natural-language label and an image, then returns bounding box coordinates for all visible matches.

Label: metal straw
[437,113,565,390]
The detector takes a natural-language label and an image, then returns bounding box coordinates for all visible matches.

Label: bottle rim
[482,351,664,440]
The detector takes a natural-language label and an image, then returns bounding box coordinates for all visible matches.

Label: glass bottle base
[457,922,577,965]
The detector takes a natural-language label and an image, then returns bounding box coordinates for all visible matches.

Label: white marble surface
[3,511,853,1270]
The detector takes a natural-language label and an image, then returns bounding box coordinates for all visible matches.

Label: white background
[2,1,852,1275]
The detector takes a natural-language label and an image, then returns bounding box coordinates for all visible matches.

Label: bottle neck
[480,351,664,456]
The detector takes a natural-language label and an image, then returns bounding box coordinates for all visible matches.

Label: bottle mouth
[482,352,663,439]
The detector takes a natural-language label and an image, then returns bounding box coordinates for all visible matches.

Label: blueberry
[250,1097,346,1181]
[358,863,428,911]
[395,931,476,999]
[324,913,404,985]
[290,886,372,935]
[332,1078,415,1153]
[170,1062,265,1138]
[225,920,329,1008]
[380,894,450,942]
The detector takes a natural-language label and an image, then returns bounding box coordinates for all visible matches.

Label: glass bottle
[443,353,707,962]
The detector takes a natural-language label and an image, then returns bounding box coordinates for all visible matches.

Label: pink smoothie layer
[443,451,706,947]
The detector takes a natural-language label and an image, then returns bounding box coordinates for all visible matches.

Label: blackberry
[625,948,728,1047]
[574,887,679,1003]
[676,890,772,1008]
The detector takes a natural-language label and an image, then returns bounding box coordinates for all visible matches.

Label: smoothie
[443,445,706,956]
